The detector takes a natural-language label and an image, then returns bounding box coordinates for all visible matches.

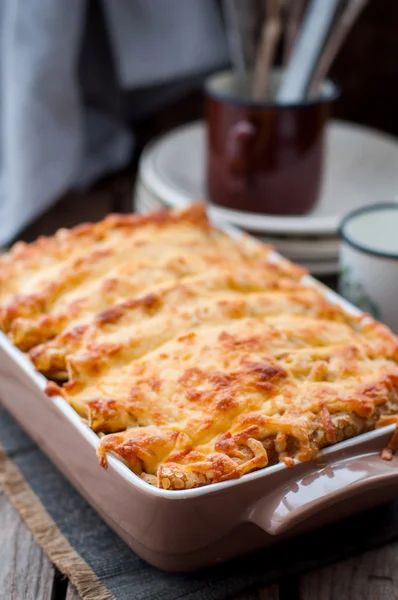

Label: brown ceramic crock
[205,70,338,215]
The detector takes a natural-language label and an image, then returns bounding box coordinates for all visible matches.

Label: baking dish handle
[248,451,398,535]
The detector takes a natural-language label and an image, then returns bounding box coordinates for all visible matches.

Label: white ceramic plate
[136,188,340,262]
[135,186,339,258]
[139,120,398,236]
[298,260,338,276]
[255,234,339,261]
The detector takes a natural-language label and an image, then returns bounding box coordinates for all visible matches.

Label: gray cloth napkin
[0,0,228,246]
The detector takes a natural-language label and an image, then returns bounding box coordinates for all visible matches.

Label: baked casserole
[1,204,398,490]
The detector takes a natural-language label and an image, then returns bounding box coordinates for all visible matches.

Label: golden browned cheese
[1,204,398,490]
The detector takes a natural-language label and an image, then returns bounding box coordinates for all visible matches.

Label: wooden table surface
[1,490,398,600]
[2,183,398,600]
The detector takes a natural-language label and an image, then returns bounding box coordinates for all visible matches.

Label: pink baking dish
[1,232,398,572]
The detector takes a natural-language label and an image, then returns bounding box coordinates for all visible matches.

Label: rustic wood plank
[66,579,281,600]
[233,584,280,600]
[259,584,280,599]
[0,490,55,600]
[66,583,82,600]
[300,543,398,600]
[233,591,260,599]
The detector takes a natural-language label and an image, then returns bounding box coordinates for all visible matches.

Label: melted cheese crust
[2,204,398,490]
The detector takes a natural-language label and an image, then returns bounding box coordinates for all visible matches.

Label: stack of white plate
[135,120,398,275]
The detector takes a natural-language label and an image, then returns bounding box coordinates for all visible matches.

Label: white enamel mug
[339,203,398,333]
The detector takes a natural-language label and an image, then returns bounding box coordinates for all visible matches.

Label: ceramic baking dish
[1,230,398,572]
